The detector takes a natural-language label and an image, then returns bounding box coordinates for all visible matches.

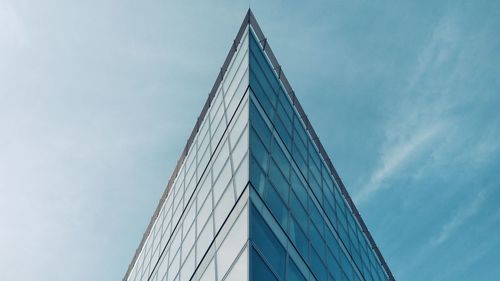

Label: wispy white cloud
[430,191,486,246]
[354,122,444,203]
[354,11,464,204]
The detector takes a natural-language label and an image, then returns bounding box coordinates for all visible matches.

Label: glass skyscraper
[123,10,394,281]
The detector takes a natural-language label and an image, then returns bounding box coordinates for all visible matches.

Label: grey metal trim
[247,9,395,281]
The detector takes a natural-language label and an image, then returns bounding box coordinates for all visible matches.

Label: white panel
[216,206,248,281]
[223,246,248,281]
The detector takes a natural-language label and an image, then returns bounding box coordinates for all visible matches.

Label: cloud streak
[354,122,443,204]
[354,11,463,205]
[430,191,486,246]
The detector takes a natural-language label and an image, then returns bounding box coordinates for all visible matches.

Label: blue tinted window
[340,251,354,280]
[270,138,290,179]
[288,259,306,281]
[289,215,308,260]
[294,119,308,145]
[249,35,280,100]
[250,101,271,148]
[324,199,336,228]
[293,136,307,160]
[278,91,293,119]
[276,101,292,132]
[290,170,307,207]
[293,148,308,177]
[250,128,269,171]
[308,141,321,168]
[274,115,292,150]
[309,221,324,257]
[338,224,349,251]
[327,248,343,281]
[250,205,286,280]
[251,248,278,281]
[250,71,275,117]
[268,159,289,201]
[250,156,267,196]
[290,191,308,231]
[309,170,323,204]
[311,247,328,281]
[265,184,288,229]
[326,229,341,262]
[309,200,324,235]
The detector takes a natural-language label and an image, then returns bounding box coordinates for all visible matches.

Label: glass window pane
[270,138,290,179]
[268,159,289,201]
[264,184,288,229]
[287,258,307,281]
[289,215,308,260]
[310,248,328,281]
[250,156,267,196]
[250,248,278,281]
[250,128,269,171]
[290,191,308,232]
[290,170,307,207]
[250,101,271,148]
[250,205,286,280]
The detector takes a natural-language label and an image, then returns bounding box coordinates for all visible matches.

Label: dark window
[250,155,267,196]
[287,258,306,281]
[265,183,288,229]
[289,214,309,261]
[270,138,290,179]
[290,191,308,232]
[250,205,286,280]
[311,247,328,281]
[250,247,278,281]
[250,101,271,148]
[250,128,269,171]
[268,159,289,201]
[290,170,308,207]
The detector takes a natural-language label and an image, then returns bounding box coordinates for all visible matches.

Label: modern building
[123,9,394,281]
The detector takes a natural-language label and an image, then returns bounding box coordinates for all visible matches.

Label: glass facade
[247,28,391,281]
[124,10,393,281]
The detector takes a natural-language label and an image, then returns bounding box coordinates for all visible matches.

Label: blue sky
[1,0,499,280]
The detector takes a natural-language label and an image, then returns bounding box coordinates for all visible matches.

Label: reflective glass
[250,128,269,171]
[268,159,288,201]
[250,102,271,148]
[250,248,278,281]
[287,258,307,281]
[310,247,327,281]
[270,138,290,179]
[264,183,288,229]
[250,205,286,280]
[250,156,267,196]
[288,215,308,259]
